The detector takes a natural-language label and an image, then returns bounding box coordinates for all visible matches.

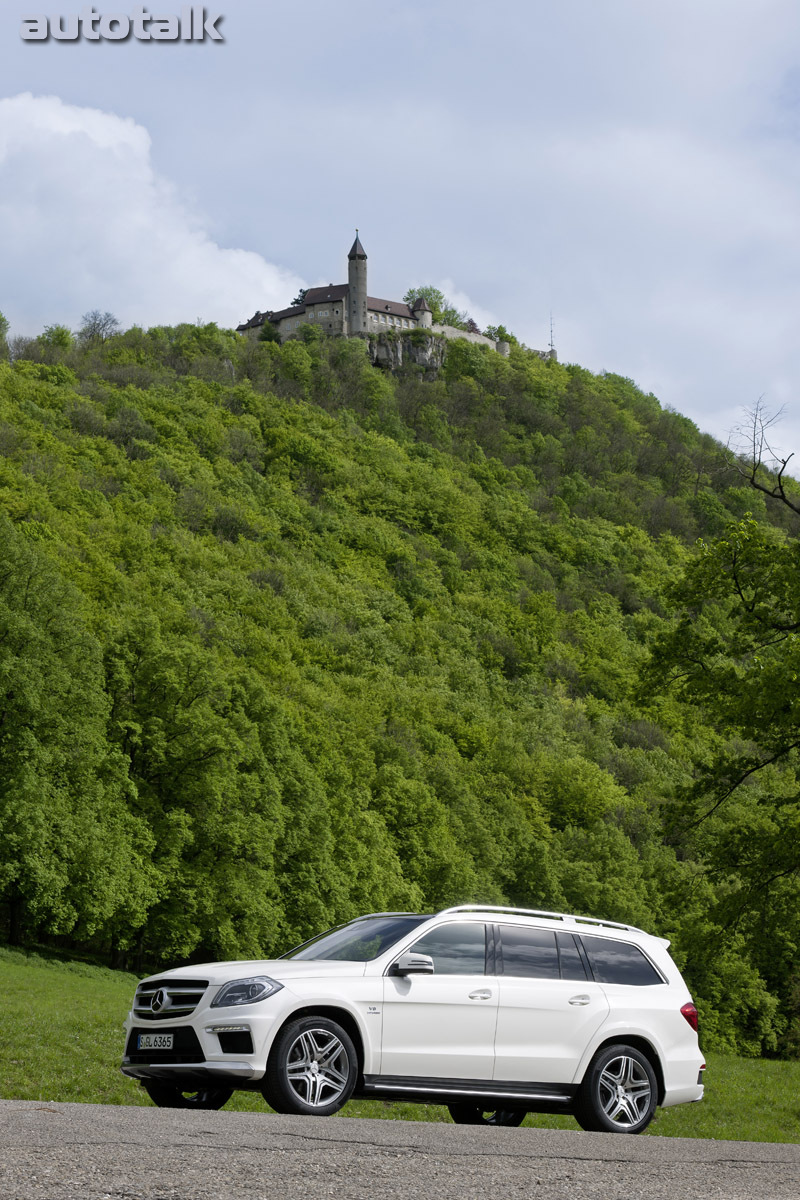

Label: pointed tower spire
[348,229,367,260]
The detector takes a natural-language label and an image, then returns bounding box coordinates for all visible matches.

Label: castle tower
[411,295,433,329]
[348,231,368,334]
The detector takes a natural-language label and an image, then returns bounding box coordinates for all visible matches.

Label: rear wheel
[447,1104,526,1126]
[574,1044,657,1134]
[263,1016,358,1116]
[142,1082,232,1110]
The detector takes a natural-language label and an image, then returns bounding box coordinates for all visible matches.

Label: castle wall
[432,324,499,350]
[367,310,416,333]
[303,299,347,337]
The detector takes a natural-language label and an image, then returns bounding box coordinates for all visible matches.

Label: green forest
[1,314,800,1060]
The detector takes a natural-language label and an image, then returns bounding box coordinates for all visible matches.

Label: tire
[263,1016,358,1116]
[448,1103,526,1127]
[142,1081,233,1110]
[574,1044,657,1134]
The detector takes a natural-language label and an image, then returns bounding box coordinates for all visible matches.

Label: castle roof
[348,233,367,259]
[236,310,269,331]
[303,284,349,303]
[268,303,306,323]
[368,296,415,319]
[411,296,432,313]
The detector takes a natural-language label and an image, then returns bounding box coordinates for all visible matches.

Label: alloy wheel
[285,1027,351,1108]
[597,1054,653,1127]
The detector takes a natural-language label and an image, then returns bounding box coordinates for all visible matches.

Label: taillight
[681,1002,699,1032]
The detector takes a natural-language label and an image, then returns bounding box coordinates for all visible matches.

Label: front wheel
[448,1104,526,1126]
[142,1082,232,1110]
[263,1016,358,1116]
[574,1044,657,1134]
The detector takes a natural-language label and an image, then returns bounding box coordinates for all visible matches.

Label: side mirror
[391,952,435,976]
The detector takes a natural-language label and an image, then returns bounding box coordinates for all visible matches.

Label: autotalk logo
[20,7,225,41]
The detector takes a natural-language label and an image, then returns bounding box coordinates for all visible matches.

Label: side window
[556,932,587,981]
[580,935,664,986]
[499,925,559,979]
[408,922,487,975]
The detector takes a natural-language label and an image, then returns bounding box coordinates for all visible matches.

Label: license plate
[137,1033,174,1051]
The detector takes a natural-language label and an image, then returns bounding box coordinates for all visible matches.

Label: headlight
[210,976,283,1008]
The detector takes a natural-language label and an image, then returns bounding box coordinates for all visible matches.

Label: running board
[362,1074,576,1106]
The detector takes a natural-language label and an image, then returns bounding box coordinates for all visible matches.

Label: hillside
[1,319,799,1057]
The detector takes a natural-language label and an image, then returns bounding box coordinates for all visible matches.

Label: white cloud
[0,93,304,335]
[436,280,499,334]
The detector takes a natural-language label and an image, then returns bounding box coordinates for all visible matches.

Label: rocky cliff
[366,330,447,375]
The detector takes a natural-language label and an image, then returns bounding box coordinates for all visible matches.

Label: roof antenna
[549,311,555,354]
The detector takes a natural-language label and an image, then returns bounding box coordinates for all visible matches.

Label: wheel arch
[582,1036,665,1105]
[267,1005,367,1079]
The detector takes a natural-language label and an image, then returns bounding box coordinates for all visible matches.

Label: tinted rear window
[556,932,587,981]
[580,935,664,986]
[499,925,560,979]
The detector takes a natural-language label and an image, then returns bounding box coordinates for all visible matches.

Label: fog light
[206,1024,250,1033]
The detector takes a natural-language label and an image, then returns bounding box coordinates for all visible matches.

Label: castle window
[381,315,386,323]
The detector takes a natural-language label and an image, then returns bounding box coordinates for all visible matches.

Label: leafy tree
[403,285,446,322]
[39,324,74,351]
[0,517,154,947]
[259,319,281,344]
[648,517,800,1049]
[484,324,519,346]
[291,288,308,308]
[403,286,471,330]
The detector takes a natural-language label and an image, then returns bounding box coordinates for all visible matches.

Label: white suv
[121,905,705,1133]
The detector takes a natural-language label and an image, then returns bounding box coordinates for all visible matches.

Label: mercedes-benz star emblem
[150,988,168,1013]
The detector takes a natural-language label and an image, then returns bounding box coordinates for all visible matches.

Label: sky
[2,1,800,462]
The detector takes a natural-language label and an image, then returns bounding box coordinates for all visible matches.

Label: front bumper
[122,1023,266,1085]
[121,1059,262,1083]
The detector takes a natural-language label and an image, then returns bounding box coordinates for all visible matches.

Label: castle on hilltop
[237,233,511,356]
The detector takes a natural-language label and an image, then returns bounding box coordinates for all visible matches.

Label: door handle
[569,994,591,1006]
[469,989,492,1000]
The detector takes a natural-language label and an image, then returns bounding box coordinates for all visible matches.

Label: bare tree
[729,398,800,515]
[79,310,120,345]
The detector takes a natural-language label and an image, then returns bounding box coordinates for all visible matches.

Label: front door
[380,921,498,1079]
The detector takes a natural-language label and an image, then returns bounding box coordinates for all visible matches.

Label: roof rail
[436,904,647,935]
[343,912,427,921]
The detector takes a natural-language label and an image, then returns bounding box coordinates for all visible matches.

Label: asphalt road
[1,1100,799,1200]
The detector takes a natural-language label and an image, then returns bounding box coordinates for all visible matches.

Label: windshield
[283,915,430,962]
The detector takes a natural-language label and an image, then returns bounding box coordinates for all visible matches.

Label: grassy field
[1,944,798,1141]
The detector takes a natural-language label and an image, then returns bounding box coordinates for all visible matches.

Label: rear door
[380,921,498,1079]
[493,925,610,1084]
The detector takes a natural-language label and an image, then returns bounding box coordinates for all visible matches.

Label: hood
[141,959,369,986]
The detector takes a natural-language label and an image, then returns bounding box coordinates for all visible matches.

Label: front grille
[125,1026,204,1062]
[133,978,209,1021]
